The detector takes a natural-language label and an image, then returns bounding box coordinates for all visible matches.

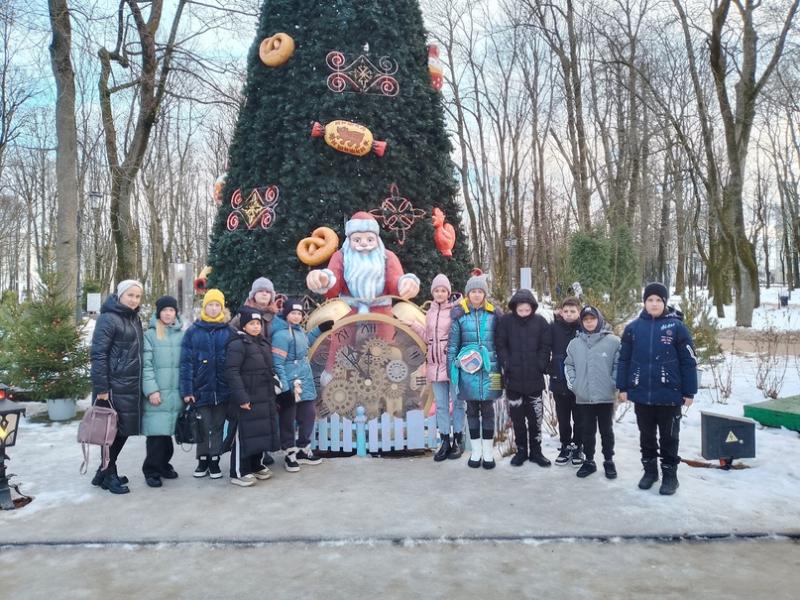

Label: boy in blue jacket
[617,283,697,495]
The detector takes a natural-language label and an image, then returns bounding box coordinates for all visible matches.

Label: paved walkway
[3,427,799,598]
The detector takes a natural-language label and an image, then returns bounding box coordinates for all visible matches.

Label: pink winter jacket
[409,300,453,383]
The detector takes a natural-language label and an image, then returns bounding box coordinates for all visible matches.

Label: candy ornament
[432,207,456,258]
[297,226,340,266]
[311,120,387,157]
[259,33,295,67]
[428,45,444,92]
[194,266,212,294]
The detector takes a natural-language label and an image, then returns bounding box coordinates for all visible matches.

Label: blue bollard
[355,406,367,457]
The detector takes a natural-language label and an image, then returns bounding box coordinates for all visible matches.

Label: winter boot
[101,471,130,494]
[576,460,597,478]
[145,474,163,488]
[467,437,482,468]
[284,448,301,473]
[603,460,617,479]
[93,467,128,486]
[528,442,552,467]
[449,433,464,459]
[659,464,679,495]
[434,435,451,462]
[638,458,659,490]
[509,447,528,466]
[193,456,210,478]
[554,445,572,466]
[481,437,496,470]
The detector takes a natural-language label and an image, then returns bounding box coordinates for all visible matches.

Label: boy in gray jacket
[565,306,621,479]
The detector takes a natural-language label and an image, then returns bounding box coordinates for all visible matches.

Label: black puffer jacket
[225,332,279,457]
[90,294,144,436]
[548,315,580,395]
[496,289,552,396]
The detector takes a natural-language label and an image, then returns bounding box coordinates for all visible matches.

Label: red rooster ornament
[432,207,456,258]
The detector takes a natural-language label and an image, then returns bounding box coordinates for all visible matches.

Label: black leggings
[105,433,128,474]
[466,400,495,439]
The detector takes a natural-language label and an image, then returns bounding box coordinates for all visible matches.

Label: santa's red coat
[323,249,407,300]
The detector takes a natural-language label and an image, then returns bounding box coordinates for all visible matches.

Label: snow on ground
[673,286,800,332]
[4,354,799,539]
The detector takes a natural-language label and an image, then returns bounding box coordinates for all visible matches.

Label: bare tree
[48,0,80,316]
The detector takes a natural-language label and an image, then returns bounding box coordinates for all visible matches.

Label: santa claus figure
[306,212,420,313]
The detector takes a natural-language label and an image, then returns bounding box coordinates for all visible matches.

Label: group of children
[140,278,326,489]
[418,274,697,496]
[138,271,697,496]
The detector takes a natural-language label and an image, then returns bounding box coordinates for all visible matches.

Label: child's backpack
[77,402,118,474]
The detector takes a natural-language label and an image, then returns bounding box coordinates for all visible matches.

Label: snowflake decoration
[370,183,426,246]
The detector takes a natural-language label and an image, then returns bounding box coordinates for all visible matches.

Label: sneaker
[230,475,255,487]
[296,446,322,465]
[576,460,597,478]
[208,457,223,479]
[253,467,273,480]
[193,457,210,478]
[571,446,585,467]
[603,460,617,479]
[555,446,572,466]
[263,452,275,466]
[284,450,300,473]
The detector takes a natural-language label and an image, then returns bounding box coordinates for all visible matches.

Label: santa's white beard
[343,239,386,300]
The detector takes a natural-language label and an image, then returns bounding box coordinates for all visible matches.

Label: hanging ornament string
[370,183,426,246]
[227,186,280,231]
[326,51,399,96]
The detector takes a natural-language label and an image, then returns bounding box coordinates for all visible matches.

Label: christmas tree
[207,0,471,307]
[0,274,90,401]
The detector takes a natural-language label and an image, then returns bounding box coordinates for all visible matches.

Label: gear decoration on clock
[370,183,426,246]
[326,51,399,96]
[226,186,280,231]
[308,313,426,420]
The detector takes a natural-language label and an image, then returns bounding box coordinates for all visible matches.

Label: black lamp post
[0,394,26,510]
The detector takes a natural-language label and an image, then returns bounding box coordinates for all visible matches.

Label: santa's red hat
[345,211,380,237]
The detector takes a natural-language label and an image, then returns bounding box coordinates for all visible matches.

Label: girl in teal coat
[447,273,502,470]
[271,299,324,470]
[141,296,185,487]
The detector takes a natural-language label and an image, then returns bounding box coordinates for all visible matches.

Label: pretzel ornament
[297,227,340,266]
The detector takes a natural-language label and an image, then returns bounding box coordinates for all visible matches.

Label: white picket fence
[311,407,439,454]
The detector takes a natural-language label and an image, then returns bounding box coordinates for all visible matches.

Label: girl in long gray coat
[141,296,184,487]
[565,306,620,480]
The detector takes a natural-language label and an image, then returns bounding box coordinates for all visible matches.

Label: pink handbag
[77,401,118,474]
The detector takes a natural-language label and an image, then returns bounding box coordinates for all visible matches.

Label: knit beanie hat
[281,297,306,319]
[116,279,143,298]
[248,277,275,301]
[345,211,380,237]
[643,282,669,305]
[155,295,178,319]
[430,273,452,295]
[202,288,225,309]
[464,274,489,295]
[237,306,263,330]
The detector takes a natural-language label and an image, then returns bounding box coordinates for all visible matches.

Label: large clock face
[308,313,427,420]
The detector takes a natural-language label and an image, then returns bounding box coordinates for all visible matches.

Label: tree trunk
[48,0,79,312]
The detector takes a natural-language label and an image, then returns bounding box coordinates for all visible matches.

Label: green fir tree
[207,0,471,307]
[0,274,91,401]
